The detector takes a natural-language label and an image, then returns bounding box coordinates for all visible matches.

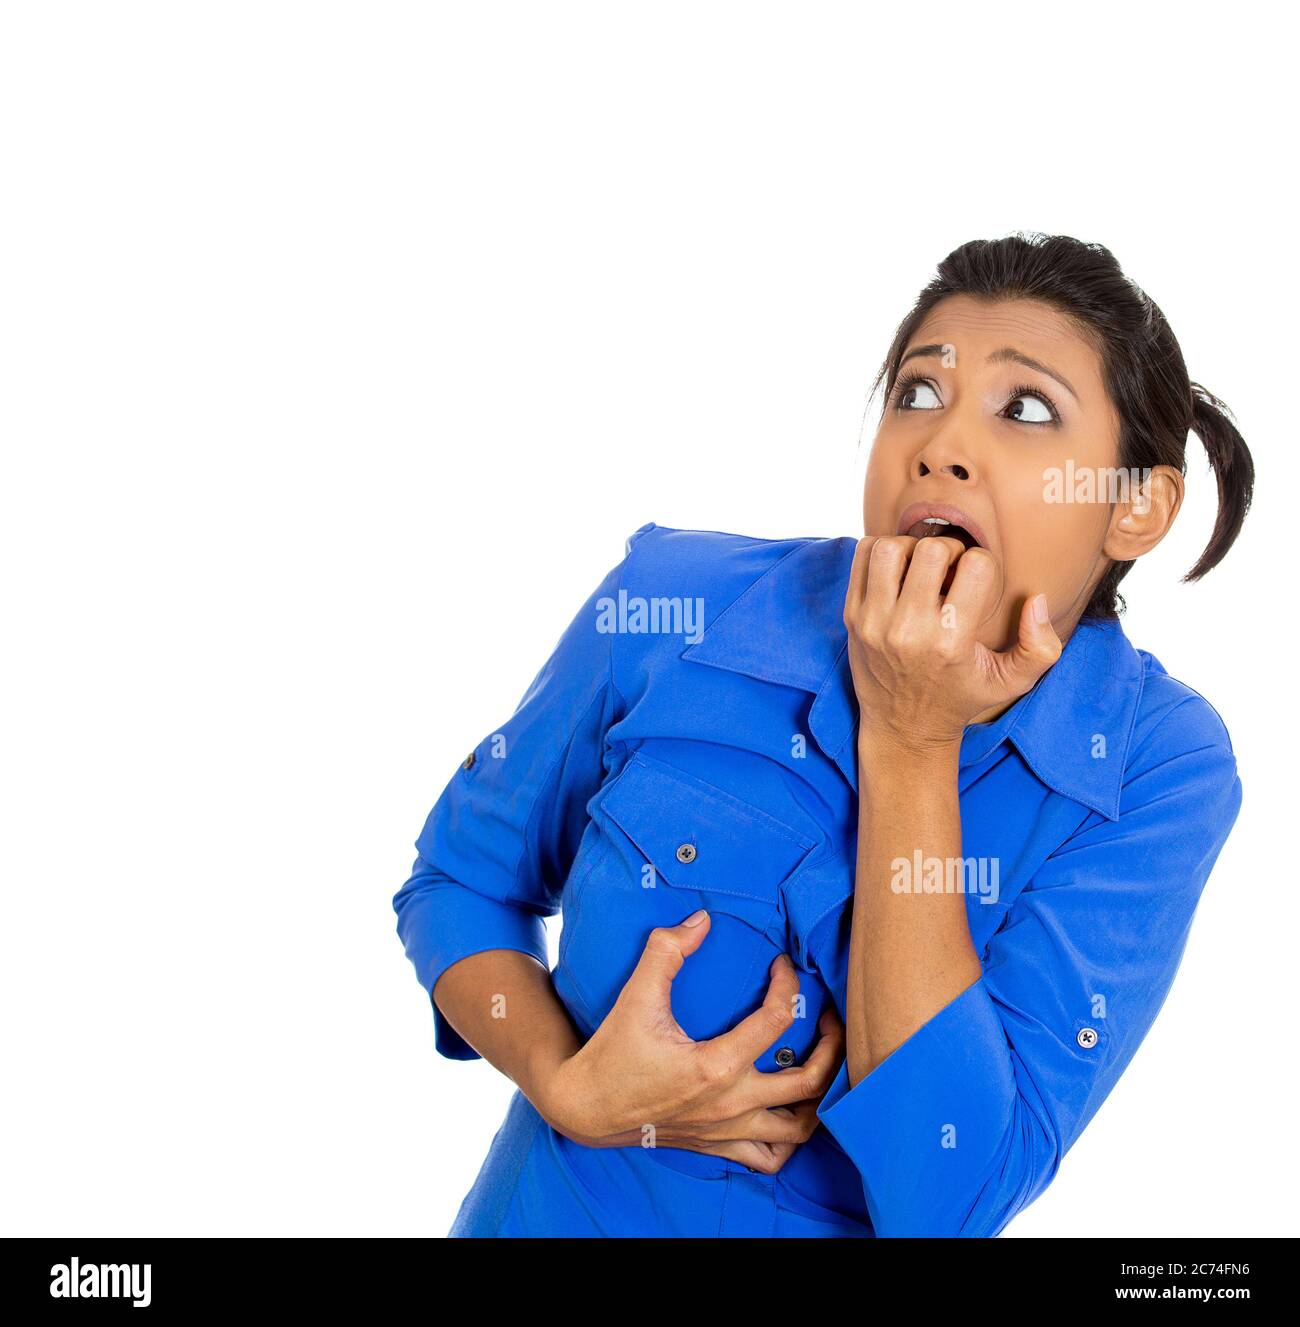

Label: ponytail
[1183,383,1255,582]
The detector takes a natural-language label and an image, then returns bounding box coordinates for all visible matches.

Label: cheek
[1000,469,1110,596]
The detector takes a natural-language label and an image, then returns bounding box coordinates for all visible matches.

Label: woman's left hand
[843,534,1063,754]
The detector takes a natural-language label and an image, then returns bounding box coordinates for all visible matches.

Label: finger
[986,592,1063,699]
[729,1100,823,1145]
[747,1005,847,1108]
[787,1006,847,1094]
[676,1137,799,1176]
[843,535,881,622]
[940,545,1000,635]
[863,536,917,634]
[618,910,712,1013]
[738,1140,798,1175]
[896,535,966,611]
[698,953,800,1077]
[690,1101,820,1146]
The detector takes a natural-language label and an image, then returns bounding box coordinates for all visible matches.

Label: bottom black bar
[3,1235,1284,1314]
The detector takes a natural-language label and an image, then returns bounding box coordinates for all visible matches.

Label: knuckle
[802,1066,831,1096]
[696,1054,731,1090]
[792,1072,817,1099]
[645,926,681,955]
[781,1113,809,1143]
[962,547,995,578]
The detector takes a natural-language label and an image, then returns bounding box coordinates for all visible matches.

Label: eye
[895,377,942,411]
[1003,387,1059,425]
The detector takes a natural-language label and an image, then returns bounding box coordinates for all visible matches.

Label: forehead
[908,294,1105,385]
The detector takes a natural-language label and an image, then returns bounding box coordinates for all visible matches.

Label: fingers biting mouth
[891,502,998,598]
[895,502,992,553]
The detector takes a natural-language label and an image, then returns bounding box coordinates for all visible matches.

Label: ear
[1103,464,1184,563]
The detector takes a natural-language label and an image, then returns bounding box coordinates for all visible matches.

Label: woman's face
[862,294,1135,652]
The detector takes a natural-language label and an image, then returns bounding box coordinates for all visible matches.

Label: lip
[895,501,992,551]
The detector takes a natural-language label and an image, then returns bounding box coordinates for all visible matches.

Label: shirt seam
[506,541,629,903]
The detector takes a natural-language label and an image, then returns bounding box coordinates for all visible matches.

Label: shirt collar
[680,536,1145,821]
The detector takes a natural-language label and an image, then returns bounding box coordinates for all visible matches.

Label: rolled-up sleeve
[392,522,655,1059]
[816,696,1243,1236]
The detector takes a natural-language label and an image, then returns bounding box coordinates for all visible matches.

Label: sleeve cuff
[394,864,550,1061]
[816,975,1019,1236]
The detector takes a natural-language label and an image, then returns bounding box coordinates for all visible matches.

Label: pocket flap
[599,753,813,903]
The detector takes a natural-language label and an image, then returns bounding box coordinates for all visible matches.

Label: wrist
[525,1050,612,1147]
[515,1034,579,1120]
[857,723,962,770]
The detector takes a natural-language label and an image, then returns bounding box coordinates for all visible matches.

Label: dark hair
[873,233,1255,617]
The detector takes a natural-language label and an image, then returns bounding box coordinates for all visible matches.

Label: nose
[912,435,978,484]
[907,424,981,488]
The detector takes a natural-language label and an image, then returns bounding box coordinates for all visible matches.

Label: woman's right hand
[532,911,846,1174]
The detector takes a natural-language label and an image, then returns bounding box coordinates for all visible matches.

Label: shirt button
[775,1047,796,1068]
[462,752,476,771]
[1076,1027,1098,1049]
[675,843,697,864]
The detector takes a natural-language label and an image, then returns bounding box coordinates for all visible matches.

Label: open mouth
[893,502,992,596]
[895,502,990,552]
[905,515,981,551]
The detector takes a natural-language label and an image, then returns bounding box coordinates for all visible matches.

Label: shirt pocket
[554,752,816,1050]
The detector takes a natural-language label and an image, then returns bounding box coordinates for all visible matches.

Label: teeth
[923,517,950,525]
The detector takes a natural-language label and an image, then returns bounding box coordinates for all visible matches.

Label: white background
[2,1,1293,1238]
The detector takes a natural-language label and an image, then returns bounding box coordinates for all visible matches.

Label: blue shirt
[393,523,1242,1237]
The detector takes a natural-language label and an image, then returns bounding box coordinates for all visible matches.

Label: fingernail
[683,909,708,926]
[1032,593,1049,625]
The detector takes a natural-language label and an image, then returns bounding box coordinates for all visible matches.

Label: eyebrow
[897,343,1079,403]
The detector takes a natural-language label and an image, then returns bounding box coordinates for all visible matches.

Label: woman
[393,233,1253,1237]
